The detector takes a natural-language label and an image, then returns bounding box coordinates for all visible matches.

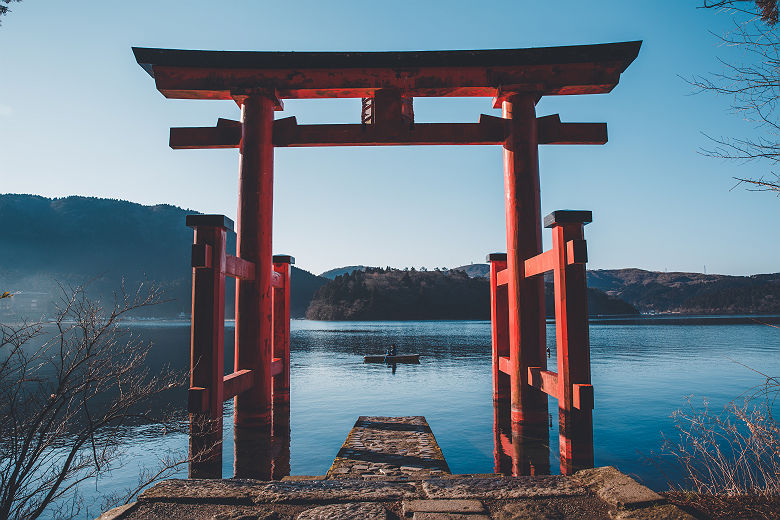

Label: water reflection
[230,403,291,479]
[492,398,551,476]
[271,403,292,480]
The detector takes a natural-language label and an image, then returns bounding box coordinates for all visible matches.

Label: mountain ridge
[451,263,780,315]
[2,194,777,320]
[0,194,328,318]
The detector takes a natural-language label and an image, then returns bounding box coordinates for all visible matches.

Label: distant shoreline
[586,314,780,325]
[103,315,780,327]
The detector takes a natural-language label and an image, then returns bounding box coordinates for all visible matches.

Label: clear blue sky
[0,1,776,276]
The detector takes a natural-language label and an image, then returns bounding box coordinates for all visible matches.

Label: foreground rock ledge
[96,467,694,520]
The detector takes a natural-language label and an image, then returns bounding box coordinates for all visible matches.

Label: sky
[0,1,778,276]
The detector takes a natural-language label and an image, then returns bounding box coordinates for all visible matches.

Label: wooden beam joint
[170,113,605,149]
[528,367,559,400]
[498,355,512,376]
[223,369,255,401]
[496,268,510,287]
[573,383,594,410]
[231,89,284,110]
[170,125,241,149]
[191,244,213,269]
[537,114,607,145]
[188,386,209,413]
[225,255,255,280]
[524,249,555,278]
[566,239,588,265]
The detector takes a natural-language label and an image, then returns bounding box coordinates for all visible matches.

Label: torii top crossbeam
[133,42,641,149]
[133,42,640,100]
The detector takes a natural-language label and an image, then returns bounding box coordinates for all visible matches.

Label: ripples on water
[84,319,779,512]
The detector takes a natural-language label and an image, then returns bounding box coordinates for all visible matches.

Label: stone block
[249,479,418,503]
[94,503,137,520]
[609,504,697,520]
[139,478,419,505]
[297,502,387,519]
[412,514,490,520]
[403,499,486,515]
[140,480,252,503]
[495,502,564,520]
[212,511,278,520]
[422,476,586,499]
[574,467,663,509]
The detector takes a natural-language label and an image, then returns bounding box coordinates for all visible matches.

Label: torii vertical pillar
[233,92,276,479]
[502,93,548,427]
[235,93,275,433]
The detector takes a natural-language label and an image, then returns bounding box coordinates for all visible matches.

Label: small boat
[363,354,420,364]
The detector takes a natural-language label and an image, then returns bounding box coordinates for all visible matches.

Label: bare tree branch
[0,0,21,27]
[0,283,187,520]
[695,1,780,193]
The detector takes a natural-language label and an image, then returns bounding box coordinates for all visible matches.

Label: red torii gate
[133,41,640,478]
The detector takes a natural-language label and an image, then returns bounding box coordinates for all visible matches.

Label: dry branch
[0,283,186,520]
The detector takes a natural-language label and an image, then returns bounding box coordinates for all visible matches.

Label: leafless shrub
[0,283,186,520]
[662,373,780,498]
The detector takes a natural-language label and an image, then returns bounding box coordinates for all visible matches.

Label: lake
[83,318,779,516]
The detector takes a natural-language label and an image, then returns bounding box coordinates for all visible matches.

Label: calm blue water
[84,319,779,515]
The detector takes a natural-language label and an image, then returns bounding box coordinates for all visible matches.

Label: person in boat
[384,344,398,361]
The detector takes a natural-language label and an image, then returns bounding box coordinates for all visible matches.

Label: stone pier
[97,417,694,520]
[327,416,449,480]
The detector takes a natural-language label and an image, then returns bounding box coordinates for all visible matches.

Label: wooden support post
[272,255,293,438]
[186,214,232,479]
[487,253,510,401]
[502,93,548,426]
[546,210,594,474]
[235,93,276,433]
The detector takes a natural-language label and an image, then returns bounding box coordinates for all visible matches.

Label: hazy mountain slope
[0,194,327,318]
[319,265,370,279]
[289,267,328,317]
[451,263,490,278]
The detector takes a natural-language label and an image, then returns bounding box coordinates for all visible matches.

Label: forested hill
[305,267,638,320]
[319,265,369,279]
[587,268,780,314]
[0,194,327,318]
[452,264,780,315]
